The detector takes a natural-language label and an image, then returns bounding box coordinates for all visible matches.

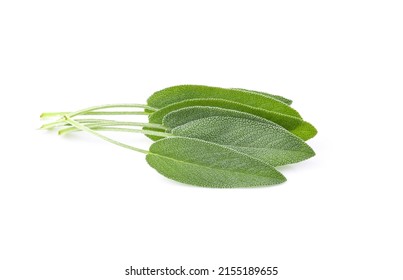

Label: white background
[1,1,402,279]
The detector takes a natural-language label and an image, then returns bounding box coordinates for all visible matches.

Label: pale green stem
[41,103,155,119]
[76,118,121,123]
[41,110,151,118]
[65,126,172,138]
[41,118,120,129]
[41,116,165,130]
[64,116,149,154]
[68,104,156,118]
[41,119,67,129]
[59,121,166,135]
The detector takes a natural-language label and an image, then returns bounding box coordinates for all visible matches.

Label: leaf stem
[41,117,165,130]
[40,103,156,119]
[58,121,166,135]
[40,119,68,129]
[40,110,151,118]
[64,116,149,154]
[65,126,172,138]
[69,103,156,117]
[41,118,117,130]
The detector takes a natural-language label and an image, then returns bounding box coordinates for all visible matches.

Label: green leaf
[171,116,315,166]
[145,99,303,141]
[149,98,302,131]
[290,121,318,141]
[231,88,293,105]
[163,106,273,129]
[146,137,286,188]
[147,85,300,117]
[163,106,316,141]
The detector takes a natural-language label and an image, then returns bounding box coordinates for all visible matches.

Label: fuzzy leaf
[147,85,300,117]
[290,121,318,141]
[171,116,315,166]
[146,137,286,188]
[149,98,302,129]
[231,88,292,105]
[163,106,275,129]
[163,106,316,141]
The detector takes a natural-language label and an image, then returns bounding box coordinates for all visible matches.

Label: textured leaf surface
[163,106,268,129]
[163,106,316,141]
[147,85,300,117]
[146,137,286,188]
[171,117,315,166]
[231,88,292,105]
[149,99,302,130]
[290,121,318,141]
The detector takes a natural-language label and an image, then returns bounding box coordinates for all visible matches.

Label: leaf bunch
[40,85,317,188]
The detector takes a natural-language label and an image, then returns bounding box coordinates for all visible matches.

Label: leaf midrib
[226,145,313,155]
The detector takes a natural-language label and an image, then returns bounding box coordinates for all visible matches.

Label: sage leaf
[146,137,286,188]
[163,106,316,141]
[163,106,276,129]
[290,121,318,141]
[231,88,293,105]
[145,99,302,141]
[147,85,300,117]
[171,116,315,166]
[148,98,303,139]
[40,84,317,188]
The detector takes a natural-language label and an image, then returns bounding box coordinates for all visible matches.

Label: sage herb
[40,85,317,188]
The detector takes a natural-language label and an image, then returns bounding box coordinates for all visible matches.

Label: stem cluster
[40,104,171,153]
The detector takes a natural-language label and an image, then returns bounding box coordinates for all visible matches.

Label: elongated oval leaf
[163,106,316,141]
[149,98,302,129]
[146,99,303,141]
[231,88,292,105]
[147,85,300,117]
[290,121,318,141]
[163,106,276,129]
[146,137,286,188]
[171,116,315,166]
